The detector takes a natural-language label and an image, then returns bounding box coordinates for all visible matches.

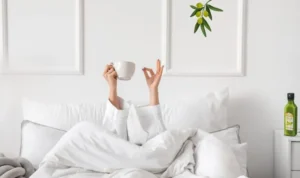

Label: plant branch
[205,0,212,5]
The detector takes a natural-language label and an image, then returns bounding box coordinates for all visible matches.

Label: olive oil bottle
[284,93,298,136]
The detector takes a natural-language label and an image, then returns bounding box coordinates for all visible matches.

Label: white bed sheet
[31,169,247,178]
[31,122,247,178]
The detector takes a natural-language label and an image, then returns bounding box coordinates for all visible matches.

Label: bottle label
[285,113,294,131]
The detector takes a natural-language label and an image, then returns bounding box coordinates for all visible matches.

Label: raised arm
[128,59,165,144]
[142,59,164,106]
[102,64,129,140]
[103,64,120,109]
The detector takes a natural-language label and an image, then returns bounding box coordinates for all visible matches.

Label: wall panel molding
[161,0,247,77]
[0,0,84,75]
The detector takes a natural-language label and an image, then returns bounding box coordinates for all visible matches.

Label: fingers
[144,68,155,77]
[142,68,150,79]
[103,64,115,77]
[154,65,164,84]
[156,65,164,81]
[109,71,117,79]
[104,69,117,80]
[107,68,114,74]
[156,59,161,73]
[143,59,163,78]
[107,67,117,77]
[159,65,164,75]
[103,65,113,76]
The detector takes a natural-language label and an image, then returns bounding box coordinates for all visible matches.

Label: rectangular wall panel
[0,0,84,74]
[162,0,247,76]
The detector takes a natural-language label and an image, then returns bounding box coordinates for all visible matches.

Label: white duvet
[31,122,248,178]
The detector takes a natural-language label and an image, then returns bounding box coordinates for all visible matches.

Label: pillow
[192,125,241,148]
[20,121,66,168]
[23,88,228,132]
[212,125,241,145]
[195,134,247,178]
[232,143,248,176]
[22,99,107,131]
[161,88,229,132]
[160,125,242,178]
[192,125,247,177]
[213,125,248,176]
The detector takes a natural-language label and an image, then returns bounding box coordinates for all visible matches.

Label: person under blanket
[101,59,166,145]
[31,59,248,178]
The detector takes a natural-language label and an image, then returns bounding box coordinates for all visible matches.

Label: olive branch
[190,0,223,37]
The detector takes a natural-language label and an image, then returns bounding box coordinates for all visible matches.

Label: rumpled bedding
[31,122,248,178]
[0,153,35,178]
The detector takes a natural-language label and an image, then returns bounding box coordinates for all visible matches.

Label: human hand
[142,59,164,91]
[143,59,164,106]
[103,64,117,91]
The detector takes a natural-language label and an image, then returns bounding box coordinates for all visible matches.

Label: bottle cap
[288,93,295,100]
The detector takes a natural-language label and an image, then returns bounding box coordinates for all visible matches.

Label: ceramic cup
[112,61,135,80]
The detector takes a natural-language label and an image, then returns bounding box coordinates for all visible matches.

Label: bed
[20,89,249,178]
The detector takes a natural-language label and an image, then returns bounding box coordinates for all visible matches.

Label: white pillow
[161,125,242,178]
[23,89,228,132]
[212,125,241,145]
[195,134,246,178]
[22,99,107,131]
[232,143,248,176]
[214,126,248,177]
[161,88,229,131]
[20,121,66,168]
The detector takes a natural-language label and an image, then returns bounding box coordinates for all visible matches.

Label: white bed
[20,89,249,178]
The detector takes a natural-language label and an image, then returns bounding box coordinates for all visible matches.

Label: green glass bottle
[284,93,298,136]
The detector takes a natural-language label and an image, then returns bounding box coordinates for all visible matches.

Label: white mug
[112,61,135,80]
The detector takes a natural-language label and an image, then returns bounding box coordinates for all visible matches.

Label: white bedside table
[274,130,300,178]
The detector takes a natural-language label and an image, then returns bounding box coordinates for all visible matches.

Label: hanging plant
[190,0,223,37]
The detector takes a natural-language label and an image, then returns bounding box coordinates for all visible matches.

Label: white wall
[0,0,300,178]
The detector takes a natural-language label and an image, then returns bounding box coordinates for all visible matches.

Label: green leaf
[190,7,203,17]
[190,9,198,17]
[194,22,200,33]
[206,0,212,4]
[202,18,211,31]
[201,23,207,37]
[208,5,223,12]
[190,5,197,9]
[206,6,213,20]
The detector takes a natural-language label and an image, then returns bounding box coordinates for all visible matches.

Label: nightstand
[274,130,300,178]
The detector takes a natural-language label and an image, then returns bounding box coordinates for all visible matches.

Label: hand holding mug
[103,64,117,91]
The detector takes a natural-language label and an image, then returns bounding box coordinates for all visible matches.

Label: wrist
[108,88,120,109]
[109,87,117,94]
[149,87,158,94]
[149,87,159,106]
[109,88,117,99]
